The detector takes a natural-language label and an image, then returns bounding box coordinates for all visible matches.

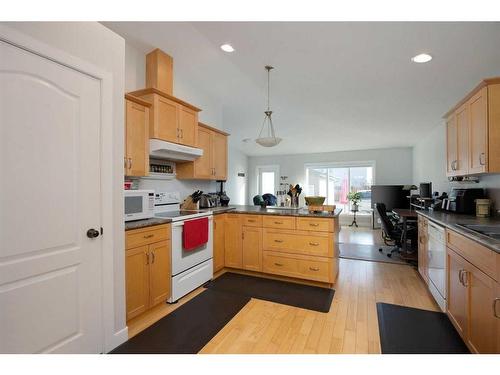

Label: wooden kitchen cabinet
[125,245,150,320]
[128,88,201,148]
[176,122,229,181]
[242,226,263,272]
[447,248,469,338]
[213,214,226,273]
[468,264,499,353]
[445,78,500,176]
[417,216,428,284]
[124,95,151,177]
[446,228,500,353]
[125,224,171,321]
[224,214,242,268]
[468,87,488,174]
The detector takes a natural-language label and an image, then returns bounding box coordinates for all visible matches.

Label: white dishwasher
[427,221,447,312]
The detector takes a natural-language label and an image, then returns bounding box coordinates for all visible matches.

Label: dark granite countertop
[416,210,500,254]
[125,217,172,231]
[221,205,342,218]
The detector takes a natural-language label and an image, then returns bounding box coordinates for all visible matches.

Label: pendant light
[256,65,282,147]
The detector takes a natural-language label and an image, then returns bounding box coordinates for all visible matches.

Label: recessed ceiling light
[220,44,235,53]
[411,53,432,63]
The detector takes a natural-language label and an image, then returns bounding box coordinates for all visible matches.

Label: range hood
[149,139,203,161]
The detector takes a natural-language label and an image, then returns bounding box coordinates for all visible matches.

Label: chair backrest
[375,203,395,237]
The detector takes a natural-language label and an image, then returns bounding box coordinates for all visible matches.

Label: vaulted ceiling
[104,22,500,156]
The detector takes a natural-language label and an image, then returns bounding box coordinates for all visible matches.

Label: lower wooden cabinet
[447,241,500,354]
[417,216,428,284]
[125,224,171,321]
[215,213,338,284]
[242,226,262,272]
[213,214,225,273]
[224,214,242,268]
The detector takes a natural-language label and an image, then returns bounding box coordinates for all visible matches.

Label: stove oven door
[171,216,213,276]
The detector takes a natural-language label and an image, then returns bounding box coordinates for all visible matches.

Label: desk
[392,208,417,253]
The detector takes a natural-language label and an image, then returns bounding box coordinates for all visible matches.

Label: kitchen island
[212,205,342,286]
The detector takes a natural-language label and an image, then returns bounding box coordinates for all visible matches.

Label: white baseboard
[105,326,128,353]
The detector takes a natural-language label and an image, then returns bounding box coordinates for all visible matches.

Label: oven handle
[172,216,213,227]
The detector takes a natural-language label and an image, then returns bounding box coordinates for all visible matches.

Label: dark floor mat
[110,289,250,354]
[376,302,469,354]
[205,272,334,313]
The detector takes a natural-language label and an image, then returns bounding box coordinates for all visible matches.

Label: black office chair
[375,203,415,257]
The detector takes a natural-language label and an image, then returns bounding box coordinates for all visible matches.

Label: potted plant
[347,191,362,211]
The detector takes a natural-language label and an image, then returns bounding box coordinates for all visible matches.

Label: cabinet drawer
[446,229,498,281]
[262,251,332,283]
[262,216,296,230]
[263,229,332,257]
[241,215,262,227]
[296,217,333,232]
[126,224,170,249]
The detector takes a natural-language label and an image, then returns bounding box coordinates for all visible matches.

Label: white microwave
[124,189,155,222]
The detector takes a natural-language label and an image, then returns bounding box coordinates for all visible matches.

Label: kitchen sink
[456,223,500,240]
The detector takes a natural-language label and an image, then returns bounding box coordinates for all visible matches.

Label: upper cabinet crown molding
[445,77,500,176]
[127,87,201,113]
[125,93,152,108]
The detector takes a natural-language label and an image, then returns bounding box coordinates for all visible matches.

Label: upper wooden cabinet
[445,78,500,176]
[176,122,229,181]
[128,88,201,148]
[125,94,151,177]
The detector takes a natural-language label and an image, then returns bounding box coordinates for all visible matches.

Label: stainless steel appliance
[442,188,484,214]
[427,221,447,312]
[154,191,213,302]
[199,193,217,208]
[124,189,155,221]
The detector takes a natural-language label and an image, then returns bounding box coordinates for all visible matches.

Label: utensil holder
[291,196,299,208]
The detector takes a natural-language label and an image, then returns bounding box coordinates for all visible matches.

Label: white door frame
[0,25,123,352]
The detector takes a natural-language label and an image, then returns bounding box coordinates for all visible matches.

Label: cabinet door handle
[479,152,486,166]
[248,219,256,223]
[143,234,154,239]
[309,242,319,246]
[274,262,283,267]
[309,267,320,271]
[180,129,183,138]
[145,252,149,265]
[309,223,319,227]
[458,269,464,286]
[274,221,283,225]
[462,270,469,287]
[493,298,500,319]
[274,239,284,243]
[151,251,155,264]
[128,158,132,169]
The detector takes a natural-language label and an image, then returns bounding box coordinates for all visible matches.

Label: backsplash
[137,177,217,201]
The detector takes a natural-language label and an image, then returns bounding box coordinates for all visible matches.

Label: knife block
[181,196,199,210]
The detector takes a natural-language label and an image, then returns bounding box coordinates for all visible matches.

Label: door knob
[87,228,100,238]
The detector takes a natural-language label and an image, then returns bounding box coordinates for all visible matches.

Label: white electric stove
[154,192,213,303]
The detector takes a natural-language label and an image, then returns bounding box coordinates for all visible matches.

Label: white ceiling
[104,22,500,156]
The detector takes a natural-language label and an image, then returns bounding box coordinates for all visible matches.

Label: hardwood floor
[339,226,385,246]
[126,258,438,354]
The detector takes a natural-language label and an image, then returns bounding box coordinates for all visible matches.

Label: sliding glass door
[306,163,374,214]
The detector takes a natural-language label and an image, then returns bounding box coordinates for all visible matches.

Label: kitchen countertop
[125,205,342,231]
[416,210,500,254]
[219,205,342,218]
[125,217,172,231]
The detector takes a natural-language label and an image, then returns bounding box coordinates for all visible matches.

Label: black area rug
[376,303,469,354]
[205,272,334,313]
[110,289,250,354]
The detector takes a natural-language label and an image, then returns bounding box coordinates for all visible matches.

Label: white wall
[413,124,500,212]
[3,22,127,351]
[125,42,247,201]
[248,147,413,205]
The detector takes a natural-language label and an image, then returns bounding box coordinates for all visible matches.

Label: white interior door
[0,40,103,353]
